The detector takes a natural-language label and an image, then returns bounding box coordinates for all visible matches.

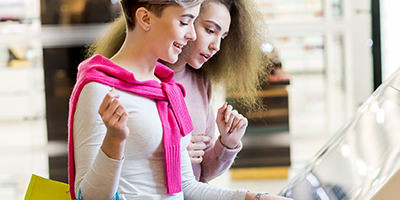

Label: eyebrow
[205,20,229,36]
[181,14,195,19]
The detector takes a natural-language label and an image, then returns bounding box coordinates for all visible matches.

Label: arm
[189,79,241,182]
[181,136,247,200]
[182,137,292,200]
[74,83,128,200]
[199,104,242,182]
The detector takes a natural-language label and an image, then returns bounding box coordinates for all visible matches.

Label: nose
[185,23,197,41]
[210,38,221,52]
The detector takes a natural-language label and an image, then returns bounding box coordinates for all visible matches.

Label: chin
[170,56,179,64]
[189,61,203,70]
[161,55,178,64]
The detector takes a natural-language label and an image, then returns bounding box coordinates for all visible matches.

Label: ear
[135,7,151,32]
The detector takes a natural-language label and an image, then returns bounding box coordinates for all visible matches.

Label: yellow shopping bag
[24,174,71,200]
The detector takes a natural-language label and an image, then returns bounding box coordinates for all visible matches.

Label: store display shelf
[0,23,40,32]
[0,65,41,70]
[0,67,44,93]
[0,34,40,44]
[260,7,322,14]
[227,89,288,98]
[0,94,45,121]
[41,24,108,47]
[266,19,346,37]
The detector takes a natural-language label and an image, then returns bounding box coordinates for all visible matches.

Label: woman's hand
[98,88,129,141]
[259,194,292,200]
[245,192,293,200]
[187,134,211,164]
[99,88,129,159]
[216,103,248,149]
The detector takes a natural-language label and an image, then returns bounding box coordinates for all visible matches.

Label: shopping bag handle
[76,188,119,200]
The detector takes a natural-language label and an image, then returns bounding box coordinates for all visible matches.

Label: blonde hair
[87,0,271,111]
[199,0,271,111]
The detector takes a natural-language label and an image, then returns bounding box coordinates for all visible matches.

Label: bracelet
[255,192,269,200]
[218,136,239,150]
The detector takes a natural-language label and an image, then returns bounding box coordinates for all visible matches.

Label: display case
[280,68,400,200]
[0,0,45,120]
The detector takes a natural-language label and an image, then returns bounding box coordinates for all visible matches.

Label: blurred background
[0,0,399,198]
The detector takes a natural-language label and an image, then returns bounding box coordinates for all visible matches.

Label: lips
[200,53,211,62]
[173,42,184,49]
[173,42,185,54]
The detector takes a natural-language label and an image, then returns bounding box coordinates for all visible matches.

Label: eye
[180,21,189,26]
[206,28,215,34]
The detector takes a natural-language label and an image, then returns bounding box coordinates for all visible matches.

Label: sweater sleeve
[73,82,123,200]
[181,136,247,200]
[198,80,242,182]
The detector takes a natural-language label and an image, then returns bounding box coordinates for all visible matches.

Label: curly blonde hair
[87,0,271,111]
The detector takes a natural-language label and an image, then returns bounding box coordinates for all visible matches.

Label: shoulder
[77,82,111,108]
[185,67,211,88]
[81,82,111,98]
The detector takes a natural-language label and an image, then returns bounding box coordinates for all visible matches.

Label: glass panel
[280,68,400,199]
[254,0,324,21]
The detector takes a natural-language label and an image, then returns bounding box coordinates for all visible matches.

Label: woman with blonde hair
[85,0,290,200]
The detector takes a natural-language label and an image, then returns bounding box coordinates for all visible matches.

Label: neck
[110,29,159,81]
[168,53,187,73]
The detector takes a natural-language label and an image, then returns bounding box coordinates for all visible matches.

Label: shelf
[246,108,289,119]
[230,166,289,180]
[227,88,288,98]
[0,93,45,120]
[41,24,108,47]
[0,66,44,93]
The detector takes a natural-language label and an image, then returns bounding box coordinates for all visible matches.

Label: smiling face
[182,2,231,69]
[148,4,201,64]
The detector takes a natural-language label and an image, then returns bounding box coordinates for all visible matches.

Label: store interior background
[0,0,399,199]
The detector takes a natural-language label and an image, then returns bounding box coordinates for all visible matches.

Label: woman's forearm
[101,131,126,160]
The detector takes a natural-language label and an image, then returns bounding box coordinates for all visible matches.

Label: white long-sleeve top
[73,82,247,200]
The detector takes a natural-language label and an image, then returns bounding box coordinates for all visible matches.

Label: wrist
[255,192,269,200]
[245,192,256,200]
[101,133,126,160]
[219,136,239,149]
[245,192,269,200]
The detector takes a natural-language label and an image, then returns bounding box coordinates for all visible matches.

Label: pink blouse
[174,66,242,182]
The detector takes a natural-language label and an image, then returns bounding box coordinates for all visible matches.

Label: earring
[145,26,150,32]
